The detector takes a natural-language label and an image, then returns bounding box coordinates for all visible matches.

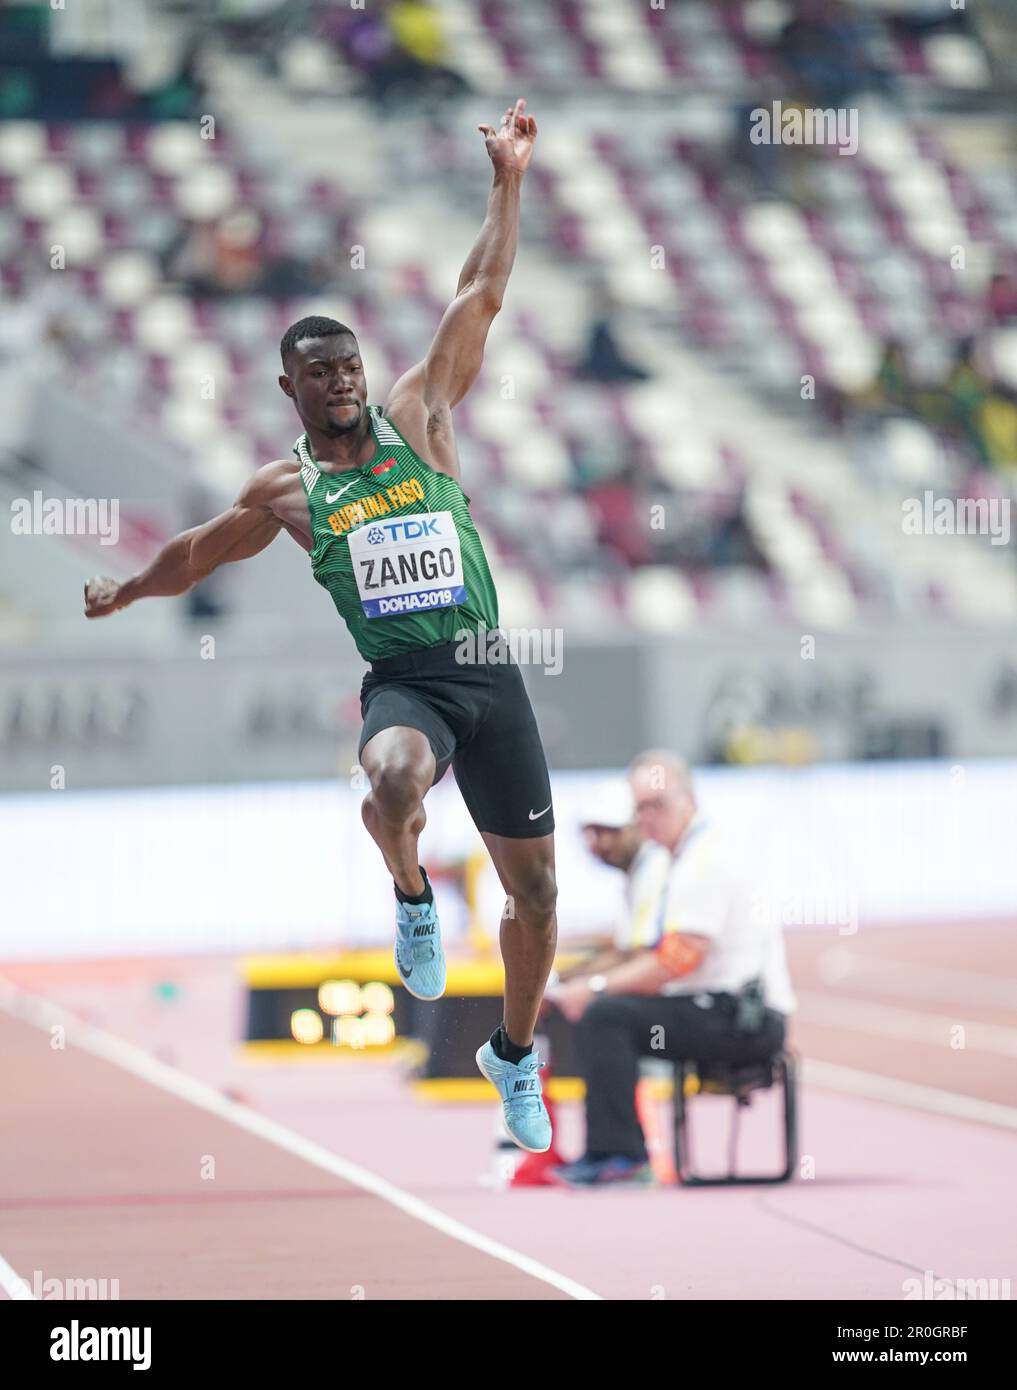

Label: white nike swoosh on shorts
[528,804,552,820]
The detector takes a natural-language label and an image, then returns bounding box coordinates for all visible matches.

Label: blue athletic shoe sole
[475,1040,552,1153]
[394,896,445,1001]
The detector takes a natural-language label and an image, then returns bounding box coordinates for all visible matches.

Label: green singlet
[294,406,500,662]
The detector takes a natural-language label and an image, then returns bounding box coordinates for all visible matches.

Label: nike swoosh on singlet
[528,804,552,820]
[325,481,357,503]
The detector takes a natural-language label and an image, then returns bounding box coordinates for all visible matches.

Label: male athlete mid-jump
[84,99,554,1151]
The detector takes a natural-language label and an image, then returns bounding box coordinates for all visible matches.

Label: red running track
[1,922,1016,1300]
[0,1002,573,1300]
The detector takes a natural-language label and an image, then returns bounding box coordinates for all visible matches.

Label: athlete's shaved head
[280,315,356,365]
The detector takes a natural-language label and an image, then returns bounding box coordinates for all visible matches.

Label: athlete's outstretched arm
[384,97,537,478]
[84,465,286,618]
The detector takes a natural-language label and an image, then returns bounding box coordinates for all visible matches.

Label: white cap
[580,779,634,830]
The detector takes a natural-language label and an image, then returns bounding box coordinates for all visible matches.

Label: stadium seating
[2,0,1015,634]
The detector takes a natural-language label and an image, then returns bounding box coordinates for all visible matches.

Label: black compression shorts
[358,640,554,839]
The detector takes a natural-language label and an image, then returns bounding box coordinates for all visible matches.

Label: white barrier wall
[1,760,1015,961]
[6,622,1017,796]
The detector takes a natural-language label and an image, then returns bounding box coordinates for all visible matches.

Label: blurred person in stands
[386,0,468,103]
[549,751,794,1187]
[165,210,327,300]
[576,286,649,385]
[166,211,268,298]
[334,0,466,110]
[918,338,1001,469]
[778,0,892,106]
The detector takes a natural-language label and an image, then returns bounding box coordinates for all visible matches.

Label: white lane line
[0,981,600,1302]
[796,991,1017,1058]
[803,1059,1017,1131]
[817,948,1017,1011]
[0,1251,36,1299]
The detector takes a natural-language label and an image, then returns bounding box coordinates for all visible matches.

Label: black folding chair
[673,1050,798,1186]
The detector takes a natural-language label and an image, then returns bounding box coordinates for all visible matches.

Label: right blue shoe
[394,891,445,1001]
[475,1040,552,1153]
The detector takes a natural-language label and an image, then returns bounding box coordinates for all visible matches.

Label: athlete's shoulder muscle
[242,458,310,549]
[383,370,461,481]
[242,457,300,507]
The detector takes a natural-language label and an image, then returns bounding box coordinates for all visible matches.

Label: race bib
[346,510,467,619]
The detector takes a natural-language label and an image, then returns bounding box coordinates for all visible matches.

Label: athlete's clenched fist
[84,575,124,619]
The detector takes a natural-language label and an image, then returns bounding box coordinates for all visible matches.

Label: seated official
[548,751,795,1187]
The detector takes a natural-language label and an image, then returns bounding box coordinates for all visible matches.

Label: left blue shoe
[394,892,445,1001]
[475,1040,552,1153]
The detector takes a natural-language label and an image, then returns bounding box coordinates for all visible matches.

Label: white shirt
[614,840,673,952]
[624,818,796,1016]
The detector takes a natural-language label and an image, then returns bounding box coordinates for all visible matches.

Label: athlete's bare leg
[361,735,556,1039]
[481,830,557,1046]
[360,726,434,896]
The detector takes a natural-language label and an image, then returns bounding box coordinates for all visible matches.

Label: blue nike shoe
[393,891,445,1001]
[475,1040,552,1153]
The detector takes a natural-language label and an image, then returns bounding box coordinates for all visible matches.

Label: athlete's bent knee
[508,866,558,923]
[368,755,430,816]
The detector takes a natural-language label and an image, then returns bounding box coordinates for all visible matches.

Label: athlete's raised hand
[382,103,534,478]
[84,575,124,618]
[478,97,537,175]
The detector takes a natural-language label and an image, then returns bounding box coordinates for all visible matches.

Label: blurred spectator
[166,212,267,298]
[702,488,770,571]
[330,0,467,110]
[388,0,446,66]
[842,335,1017,477]
[778,0,892,106]
[576,290,650,384]
[164,212,328,300]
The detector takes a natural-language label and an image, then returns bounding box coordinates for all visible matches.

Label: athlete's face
[582,823,641,870]
[279,334,368,437]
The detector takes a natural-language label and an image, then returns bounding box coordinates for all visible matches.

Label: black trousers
[575,993,786,1162]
